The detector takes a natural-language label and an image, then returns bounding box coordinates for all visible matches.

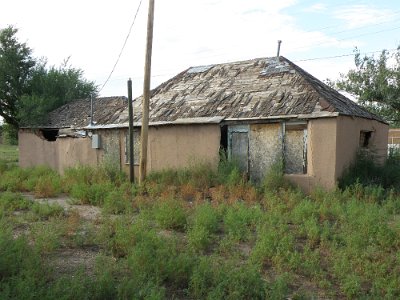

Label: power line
[98,0,143,93]
[293,48,398,62]
[303,9,400,33]
[290,24,400,52]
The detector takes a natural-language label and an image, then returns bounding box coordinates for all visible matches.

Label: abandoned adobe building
[19,57,388,193]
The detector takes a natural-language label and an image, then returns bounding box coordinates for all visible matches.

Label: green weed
[187,203,220,252]
[154,198,187,231]
[70,182,114,206]
[0,191,31,213]
[223,202,262,242]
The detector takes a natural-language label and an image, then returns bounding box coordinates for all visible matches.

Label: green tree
[0,25,98,141]
[333,47,400,125]
[0,26,35,128]
[18,58,98,126]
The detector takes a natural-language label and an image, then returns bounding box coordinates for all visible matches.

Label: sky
[1,0,400,99]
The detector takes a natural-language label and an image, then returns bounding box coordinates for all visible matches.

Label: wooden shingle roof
[41,96,127,129]
[35,56,384,129]
[121,56,383,124]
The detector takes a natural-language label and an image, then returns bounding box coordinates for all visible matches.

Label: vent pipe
[277,40,282,61]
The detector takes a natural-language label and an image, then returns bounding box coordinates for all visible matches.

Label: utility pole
[139,0,155,184]
[127,78,134,183]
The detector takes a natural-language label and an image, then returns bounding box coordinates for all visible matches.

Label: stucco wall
[20,124,221,177]
[147,124,220,171]
[335,116,388,179]
[19,129,59,170]
[20,117,387,193]
[19,129,100,174]
[286,116,388,193]
[285,118,338,193]
[121,124,221,175]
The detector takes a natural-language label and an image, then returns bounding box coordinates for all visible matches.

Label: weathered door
[228,126,249,174]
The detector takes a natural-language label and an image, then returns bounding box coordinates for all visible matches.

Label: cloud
[303,3,328,13]
[334,5,395,29]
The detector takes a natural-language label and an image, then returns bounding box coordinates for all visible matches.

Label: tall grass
[0,158,400,298]
[339,149,400,192]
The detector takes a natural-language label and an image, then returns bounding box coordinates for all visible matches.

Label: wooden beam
[127,78,134,183]
[139,0,155,184]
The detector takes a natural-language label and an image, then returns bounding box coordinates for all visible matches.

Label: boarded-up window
[228,126,249,174]
[284,123,307,174]
[249,123,283,181]
[125,131,140,165]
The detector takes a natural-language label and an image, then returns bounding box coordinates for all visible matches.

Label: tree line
[328,47,400,126]
[0,26,97,143]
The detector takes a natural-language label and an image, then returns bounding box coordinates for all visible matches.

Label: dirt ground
[21,193,103,277]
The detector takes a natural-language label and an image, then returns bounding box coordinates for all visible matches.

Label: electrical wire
[293,48,399,62]
[289,24,400,52]
[98,0,143,93]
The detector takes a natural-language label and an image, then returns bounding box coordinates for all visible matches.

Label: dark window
[40,129,59,142]
[220,125,228,151]
[359,131,372,148]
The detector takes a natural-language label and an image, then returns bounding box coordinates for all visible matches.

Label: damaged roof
[120,56,383,124]
[32,57,384,129]
[38,96,127,129]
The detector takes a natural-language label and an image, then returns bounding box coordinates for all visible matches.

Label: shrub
[223,202,262,242]
[0,191,31,213]
[187,203,220,252]
[262,159,291,192]
[62,165,117,193]
[34,175,62,198]
[103,189,133,214]
[339,150,400,192]
[189,256,266,299]
[30,202,65,220]
[0,159,10,174]
[70,182,114,206]
[217,151,243,187]
[154,199,187,231]
[31,219,64,253]
[0,167,29,191]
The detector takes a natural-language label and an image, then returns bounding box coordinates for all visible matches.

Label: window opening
[284,123,307,174]
[40,129,59,142]
[359,131,372,148]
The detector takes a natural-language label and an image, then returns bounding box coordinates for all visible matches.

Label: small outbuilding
[19,57,388,192]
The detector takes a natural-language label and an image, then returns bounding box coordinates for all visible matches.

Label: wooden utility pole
[127,78,134,183]
[139,0,155,184]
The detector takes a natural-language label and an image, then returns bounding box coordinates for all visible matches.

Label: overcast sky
[1,0,400,98]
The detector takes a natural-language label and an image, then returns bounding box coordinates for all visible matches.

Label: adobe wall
[148,124,221,172]
[120,124,221,176]
[19,129,100,174]
[335,116,388,179]
[19,129,59,170]
[286,116,388,193]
